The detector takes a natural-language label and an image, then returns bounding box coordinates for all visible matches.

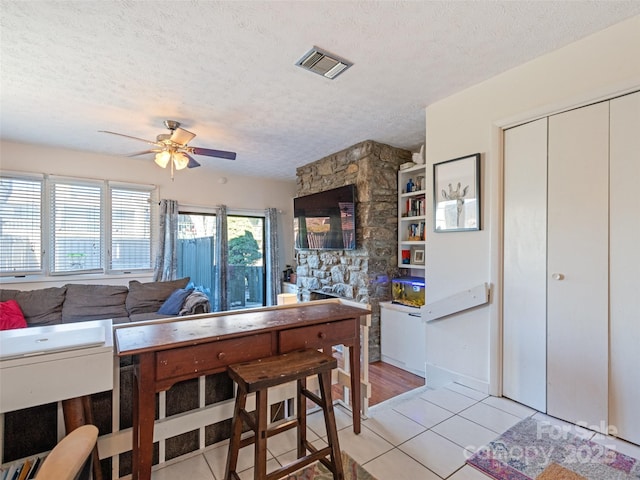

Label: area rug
[283,451,378,480]
[466,417,640,480]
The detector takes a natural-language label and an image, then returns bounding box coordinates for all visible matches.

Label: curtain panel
[213,205,228,312]
[265,207,281,305]
[153,199,179,281]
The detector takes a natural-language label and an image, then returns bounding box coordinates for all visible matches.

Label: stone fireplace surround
[295,140,411,361]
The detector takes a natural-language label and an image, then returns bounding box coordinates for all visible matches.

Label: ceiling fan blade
[170,127,196,146]
[192,147,237,160]
[99,130,160,147]
[185,153,201,168]
[127,149,161,157]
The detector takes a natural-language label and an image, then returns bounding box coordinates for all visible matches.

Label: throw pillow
[0,300,28,330]
[158,288,194,315]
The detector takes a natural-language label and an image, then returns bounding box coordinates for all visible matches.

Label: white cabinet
[397,164,427,269]
[380,302,426,378]
[503,91,640,444]
[0,319,113,414]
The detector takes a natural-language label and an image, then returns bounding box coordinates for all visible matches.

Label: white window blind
[50,179,103,274]
[0,175,43,275]
[110,186,152,271]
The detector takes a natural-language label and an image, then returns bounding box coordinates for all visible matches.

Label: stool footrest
[317,455,341,476]
[264,446,332,480]
[238,417,298,449]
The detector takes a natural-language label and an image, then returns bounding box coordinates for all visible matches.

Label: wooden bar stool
[224,349,344,480]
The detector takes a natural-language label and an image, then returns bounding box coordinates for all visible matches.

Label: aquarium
[391,276,425,308]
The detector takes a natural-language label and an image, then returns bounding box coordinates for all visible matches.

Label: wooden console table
[115,301,371,480]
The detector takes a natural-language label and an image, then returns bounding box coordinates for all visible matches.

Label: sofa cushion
[126,278,190,315]
[0,287,66,326]
[158,288,194,315]
[0,289,20,302]
[0,300,28,330]
[62,284,129,323]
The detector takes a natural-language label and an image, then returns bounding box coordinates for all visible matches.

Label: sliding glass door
[177,212,217,304]
[227,215,265,310]
[177,212,265,311]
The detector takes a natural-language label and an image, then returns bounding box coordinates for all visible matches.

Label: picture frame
[433,153,481,232]
[411,247,425,265]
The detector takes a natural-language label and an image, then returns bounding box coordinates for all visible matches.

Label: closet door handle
[551,273,565,281]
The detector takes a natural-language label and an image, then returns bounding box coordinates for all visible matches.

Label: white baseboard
[425,363,489,394]
[381,355,425,379]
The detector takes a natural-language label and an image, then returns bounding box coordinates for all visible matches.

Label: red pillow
[0,300,28,330]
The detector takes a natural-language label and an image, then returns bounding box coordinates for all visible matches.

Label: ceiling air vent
[295,46,352,80]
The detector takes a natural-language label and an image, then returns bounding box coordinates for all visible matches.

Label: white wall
[424,15,640,394]
[0,140,297,289]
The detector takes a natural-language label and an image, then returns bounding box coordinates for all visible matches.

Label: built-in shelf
[397,163,427,271]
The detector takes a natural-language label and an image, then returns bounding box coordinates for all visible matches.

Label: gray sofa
[0,277,209,327]
[0,278,230,478]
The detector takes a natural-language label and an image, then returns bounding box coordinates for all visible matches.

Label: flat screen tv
[294,185,356,250]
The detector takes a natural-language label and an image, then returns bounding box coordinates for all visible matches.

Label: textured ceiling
[1,1,639,180]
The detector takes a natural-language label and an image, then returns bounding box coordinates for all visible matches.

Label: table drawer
[279,319,356,352]
[156,333,273,382]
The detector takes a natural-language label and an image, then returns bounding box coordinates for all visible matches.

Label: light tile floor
[149,383,640,480]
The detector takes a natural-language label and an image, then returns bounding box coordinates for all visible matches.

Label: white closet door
[503,118,548,412]
[609,91,640,444]
[547,102,609,426]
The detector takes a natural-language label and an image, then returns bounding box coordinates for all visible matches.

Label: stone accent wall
[295,140,411,361]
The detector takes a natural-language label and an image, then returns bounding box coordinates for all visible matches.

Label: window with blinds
[0,175,43,275]
[110,186,152,271]
[50,179,103,274]
[0,172,156,277]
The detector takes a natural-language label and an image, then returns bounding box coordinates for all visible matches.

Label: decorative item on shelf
[401,250,411,264]
[400,161,416,171]
[406,178,414,193]
[407,221,425,241]
[411,144,425,165]
[411,247,425,265]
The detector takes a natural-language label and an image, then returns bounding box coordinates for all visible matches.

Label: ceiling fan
[100,120,236,178]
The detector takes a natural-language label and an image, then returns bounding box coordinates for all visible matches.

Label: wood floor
[332,360,425,407]
[368,361,425,405]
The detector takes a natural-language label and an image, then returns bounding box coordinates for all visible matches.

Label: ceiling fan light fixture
[173,152,189,170]
[154,151,171,168]
[170,127,196,146]
[101,119,237,178]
